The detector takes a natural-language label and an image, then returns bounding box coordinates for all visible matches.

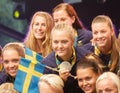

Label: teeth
[9,70,16,73]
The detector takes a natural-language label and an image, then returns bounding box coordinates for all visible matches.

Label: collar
[55,47,76,68]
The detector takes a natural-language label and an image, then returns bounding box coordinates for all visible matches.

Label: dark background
[0,0,120,46]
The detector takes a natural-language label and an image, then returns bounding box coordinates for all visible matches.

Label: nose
[82,80,88,86]
[97,32,102,38]
[58,43,63,48]
[9,61,14,68]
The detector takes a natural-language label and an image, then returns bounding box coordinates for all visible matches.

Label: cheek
[78,81,82,87]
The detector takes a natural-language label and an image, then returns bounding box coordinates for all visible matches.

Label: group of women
[0,2,120,93]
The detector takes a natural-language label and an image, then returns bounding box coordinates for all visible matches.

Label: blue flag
[25,47,43,62]
[14,57,45,93]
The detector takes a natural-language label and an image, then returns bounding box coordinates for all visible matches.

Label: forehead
[34,16,46,22]
[52,31,71,39]
[77,68,97,77]
[92,22,110,31]
[53,10,69,17]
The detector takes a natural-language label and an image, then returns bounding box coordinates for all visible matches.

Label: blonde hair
[91,15,117,71]
[2,42,25,58]
[96,72,120,93]
[24,11,54,57]
[38,74,64,93]
[51,24,76,42]
[0,83,19,93]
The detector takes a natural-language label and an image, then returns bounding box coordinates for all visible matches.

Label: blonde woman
[0,83,19,93]
[38,74,64,93]
[0,42,25,85]
[82,15,117,73]
[24,11,54,57]
[41,24,90,93]
[96,72,120,93]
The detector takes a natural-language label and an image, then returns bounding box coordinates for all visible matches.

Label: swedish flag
[25,47,43,62]
[14,57,45,93]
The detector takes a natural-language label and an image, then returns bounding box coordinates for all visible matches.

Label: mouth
[9,69,17,74]
[82,86,92,93]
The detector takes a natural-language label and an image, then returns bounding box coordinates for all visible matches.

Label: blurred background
[0,0,120,47]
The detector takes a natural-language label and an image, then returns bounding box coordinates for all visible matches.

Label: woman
[41,24,90,93]
[0,83,19,93]
[96,72,120,93]
[82,15,117,73]
[24,11,54,57]
[76,53,102,93]
[38,74,64,93]
[0,42,25,85]
[52,3,92,47]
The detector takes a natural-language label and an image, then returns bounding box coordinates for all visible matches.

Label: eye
[77,78,82,82]
[3,60,9,64]
[101,30,106,33]
[61,18,66,22]
[98,90,103,93]
[53,40,58,44]
[54,19,58,23]
[61,40,68,44]
[85,77,91,81]
[93,31,98,35]
[34,22,39,26]
[41,23,46,27]
[12,59,19,63]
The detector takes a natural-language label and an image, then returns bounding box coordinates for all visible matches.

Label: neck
[36,40,43,53]
[61,50,73,61]
[98,44,112,55]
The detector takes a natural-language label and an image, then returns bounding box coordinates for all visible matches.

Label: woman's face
[53,10,75,26]
[52,30,74,60]
[3,49,20,77]
[92,22,114,50]
[97,78,118,93]
[33,16,47,40]
[77,68,99,93]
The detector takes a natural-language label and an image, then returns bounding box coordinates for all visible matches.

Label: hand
[59,68,70,82]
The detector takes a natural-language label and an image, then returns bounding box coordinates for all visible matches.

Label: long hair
[24,11,54,57]
[52,3,85,30]
[91,15,117,72]
[111,38,120,72]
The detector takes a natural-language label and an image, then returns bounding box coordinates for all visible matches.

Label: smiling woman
[24,11,54,57]
[0,42,25,85]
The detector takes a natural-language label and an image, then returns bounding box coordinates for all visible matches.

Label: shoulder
[77,29,92,37]
[77,29,92,45]
[41,52,56,67]
[75,46,90,61]
[0,71,7,85]
[80,43,94,51]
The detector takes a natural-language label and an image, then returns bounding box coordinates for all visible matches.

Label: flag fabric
[25,47,43,62]
[14,57,45,93]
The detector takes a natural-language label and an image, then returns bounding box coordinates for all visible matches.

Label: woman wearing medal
[41,24,90,93]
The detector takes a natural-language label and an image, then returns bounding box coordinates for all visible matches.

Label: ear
[71,16,75,24]
[111,28,115,36]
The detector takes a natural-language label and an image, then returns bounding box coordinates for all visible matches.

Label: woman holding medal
[41,24,90,93]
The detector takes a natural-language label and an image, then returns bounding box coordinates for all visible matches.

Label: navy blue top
[0,70,15,85]
[81,43,111,67]
[41,47,90,93]
[76,29,92,46]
